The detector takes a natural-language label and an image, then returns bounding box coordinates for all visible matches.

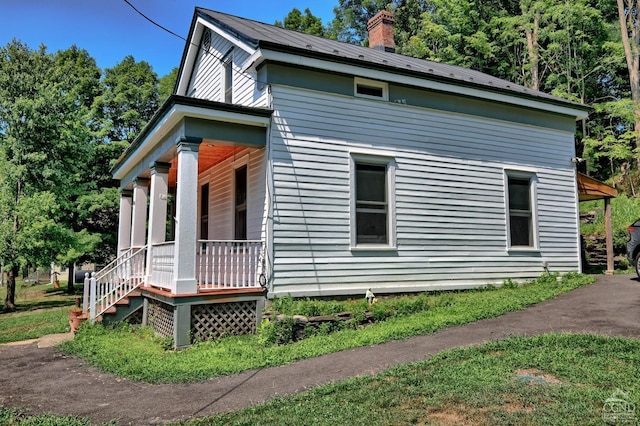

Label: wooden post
[173,140,201,294]
[131,178,150,248]
[82,272,90,313]
[89,272,97,321]
[146,162,170,287]
[117,189,133,255]
[605,197,614,275]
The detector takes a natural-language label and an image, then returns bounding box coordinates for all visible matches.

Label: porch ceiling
[577,172,617,202]
[113,95,272,187]
[167,144,246,189]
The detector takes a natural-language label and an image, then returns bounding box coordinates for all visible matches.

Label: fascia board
[251,49,589,120]
[177,17,257,96]
[112,104,270,180]
[176,22,203,95]
[205,17,257,55]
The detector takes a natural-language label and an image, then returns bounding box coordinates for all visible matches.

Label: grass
[0,281,81,344]
[183,333,640,426]
[580,194,640,248]
[0,406,111,425]
[60,273,595,384]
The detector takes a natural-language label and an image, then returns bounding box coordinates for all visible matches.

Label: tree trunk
[4,265,19,311]
[67,263,75,294]
[617,0,640,149]
[524,9,540,91]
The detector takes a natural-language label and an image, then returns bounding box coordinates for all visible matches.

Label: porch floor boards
[142,284,265,299]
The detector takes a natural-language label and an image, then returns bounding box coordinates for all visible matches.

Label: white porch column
[146,162,171,285]
[117,189,133,255]
[173,140,201,294]
[130,178,149,248]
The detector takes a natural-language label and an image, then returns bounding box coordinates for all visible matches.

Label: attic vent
[202,29,211,51]
[354,77,388,101]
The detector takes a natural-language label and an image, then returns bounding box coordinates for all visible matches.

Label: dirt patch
[515,368,562,385]
[500,397,535,413]
[426,407,471,425]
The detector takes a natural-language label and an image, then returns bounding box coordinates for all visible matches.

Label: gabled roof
[194,8,588,112]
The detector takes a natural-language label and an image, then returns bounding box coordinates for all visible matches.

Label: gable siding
[268,85,579,297]
[197,148,267,241]
[187,30,269,107]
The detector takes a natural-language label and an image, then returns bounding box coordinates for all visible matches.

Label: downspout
[266,85,275,295]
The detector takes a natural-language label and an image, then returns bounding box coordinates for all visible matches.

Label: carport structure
[577,172,618,275]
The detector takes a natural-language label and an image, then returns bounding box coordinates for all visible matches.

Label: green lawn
[0,281,81,344]
[60,273,595,383]
[5,333,636,425]
[183,333,640,426]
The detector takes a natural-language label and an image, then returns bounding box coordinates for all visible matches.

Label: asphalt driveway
[0,274,638,424]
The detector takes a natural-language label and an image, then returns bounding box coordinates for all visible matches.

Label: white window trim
[350,152,397,251]
[504,169,539,252]
[354,77,389,101]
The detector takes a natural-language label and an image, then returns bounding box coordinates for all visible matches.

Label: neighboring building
[92,8,589,347]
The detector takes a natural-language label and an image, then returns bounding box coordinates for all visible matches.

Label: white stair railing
[89,246,147,321]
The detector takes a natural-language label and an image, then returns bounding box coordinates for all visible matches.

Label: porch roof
[577,173,618,201]
[112,95,273,184]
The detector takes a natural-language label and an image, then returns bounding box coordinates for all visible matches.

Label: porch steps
[100,290,144,326]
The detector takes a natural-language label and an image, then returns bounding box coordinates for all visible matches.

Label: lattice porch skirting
[143,291,264,348]
[147,300,174,339]
[191,301,256,342]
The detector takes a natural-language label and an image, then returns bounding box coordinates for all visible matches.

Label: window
[351,154,396,249]
[506,172,537,249]
[235,165,247,240]
[222,50,233,103]
[201,29,211,52]
[354,77,388,101]
[200,184,209,240]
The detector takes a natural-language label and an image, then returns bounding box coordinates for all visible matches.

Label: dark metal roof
[196,8,587,110]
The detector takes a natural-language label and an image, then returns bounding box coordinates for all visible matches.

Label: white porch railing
[150,242,175,291]
[89,246,147,320]
[197,240,264,289]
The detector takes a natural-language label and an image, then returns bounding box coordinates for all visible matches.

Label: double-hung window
[506,171,538,249]
[351,154,396,249]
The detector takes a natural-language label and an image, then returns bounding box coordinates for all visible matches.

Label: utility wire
[121,0,270,89]
[123,0,187,42]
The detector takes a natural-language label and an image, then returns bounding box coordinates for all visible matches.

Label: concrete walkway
[1,274,639,424]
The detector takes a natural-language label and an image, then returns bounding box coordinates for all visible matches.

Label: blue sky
[1,0,336,77]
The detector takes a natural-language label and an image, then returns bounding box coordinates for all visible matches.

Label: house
[90,8,590,348]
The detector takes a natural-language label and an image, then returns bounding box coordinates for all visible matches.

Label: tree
[616,0,640,149]
[328,0,391,44]
[276,8,326,36]
[0,41,97,308]
[159,67,178,103]
[51,46,105,293]
[94,55,159,143]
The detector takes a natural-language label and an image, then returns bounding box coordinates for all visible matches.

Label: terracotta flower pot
[69,309,86,332]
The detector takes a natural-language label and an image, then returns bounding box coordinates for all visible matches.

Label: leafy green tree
[0,41,98,308]
[94,55,159,143]
[159,67,178,103]
[616,0,640,149]
[328,0,391,44]
[276,8,326,36]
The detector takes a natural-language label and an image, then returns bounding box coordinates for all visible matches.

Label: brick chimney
[367,11,395,53]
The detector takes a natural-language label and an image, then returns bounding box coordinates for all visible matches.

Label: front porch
[89,95,273,348]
